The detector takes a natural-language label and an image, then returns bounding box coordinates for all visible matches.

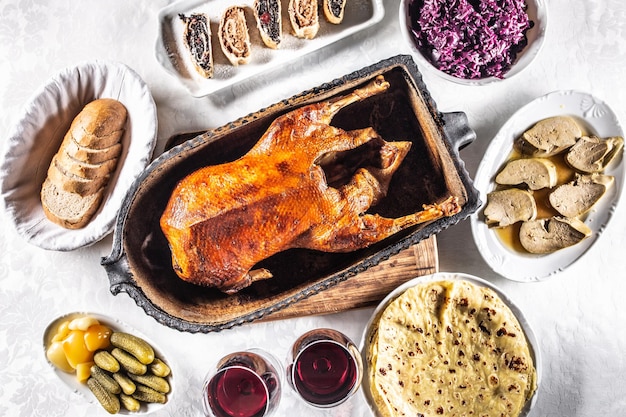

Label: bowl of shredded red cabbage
[401,0,547,84]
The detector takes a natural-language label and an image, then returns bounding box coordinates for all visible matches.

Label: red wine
[207,366,268,417]
[292,341,358,406]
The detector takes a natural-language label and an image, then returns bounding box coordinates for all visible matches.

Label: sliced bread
[56,148,118,180]
[47,155,111,197]
[69,99,127,149]
[41,98,126,229]
[63,134,122,164]
[41,178,104,229]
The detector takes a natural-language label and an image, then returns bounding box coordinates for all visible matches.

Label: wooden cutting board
[262,236,438,321]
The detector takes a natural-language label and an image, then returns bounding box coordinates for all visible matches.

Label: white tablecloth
[1,1,625,416]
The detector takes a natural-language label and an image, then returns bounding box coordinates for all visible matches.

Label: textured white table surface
[1,1,625,416]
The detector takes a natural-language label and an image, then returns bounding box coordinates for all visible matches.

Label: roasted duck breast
[160,76,460,294]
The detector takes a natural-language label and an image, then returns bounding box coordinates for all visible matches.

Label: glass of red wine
[203,349,282,417]
[286,328,363,408]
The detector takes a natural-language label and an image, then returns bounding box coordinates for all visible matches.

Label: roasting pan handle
[101,252,136,296]
[441,111,476,152]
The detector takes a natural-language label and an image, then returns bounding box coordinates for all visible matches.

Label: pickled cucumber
[128,373,170,394]
[110,332,155,365]
[132,384,167,404]
[111,348,147,375]
[120,393,141,412]
[150,358,171,377]
[112,372,136,395]
[94,350,120,373]
[90,365,121,395]
[87,377,121,414]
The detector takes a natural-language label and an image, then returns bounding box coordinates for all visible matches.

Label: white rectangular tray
[155,0,385,97]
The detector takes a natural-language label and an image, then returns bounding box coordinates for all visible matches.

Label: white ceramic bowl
[399,0,548,85]
[0,61,157,251]
[360,272,541,417]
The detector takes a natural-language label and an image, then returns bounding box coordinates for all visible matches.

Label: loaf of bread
[219,6,252,66]
[41,98,127,229]
[288,0,320,39]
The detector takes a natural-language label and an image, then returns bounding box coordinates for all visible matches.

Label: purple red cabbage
[408,0,533,80]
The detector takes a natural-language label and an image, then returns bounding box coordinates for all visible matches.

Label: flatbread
[366,280,536,417]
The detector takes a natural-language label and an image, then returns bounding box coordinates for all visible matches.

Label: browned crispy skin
[160,76,461,293]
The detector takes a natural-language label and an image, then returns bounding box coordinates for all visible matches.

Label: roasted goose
[160,76,461,294]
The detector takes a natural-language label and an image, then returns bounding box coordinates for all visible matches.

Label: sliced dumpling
[565,135,624,173]
[495,158,558,190]
[519,216,591,254]
[484,188,537,228]
[549,173,614,218]
[515,116,582,157]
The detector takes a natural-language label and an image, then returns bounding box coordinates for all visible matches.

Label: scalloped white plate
[360,272,541,417]
[43,312,174,415]
[470,90,624,281]
[0,61,157,251]
[156,0,384,96]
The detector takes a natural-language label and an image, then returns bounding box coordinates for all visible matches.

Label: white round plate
[471,90,624,281]
[360,272,541,417]
[399,0,548,85]
[0,61,157,251]
[43,312,174,415]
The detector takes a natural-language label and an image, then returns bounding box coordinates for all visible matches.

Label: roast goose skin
[160,76,461,294]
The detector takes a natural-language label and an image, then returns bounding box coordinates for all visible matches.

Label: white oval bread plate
[43,312,174,415]
[360,272,541,417]
[470,90,624,281]
[155,0,384,97]
[0,61,157,251]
